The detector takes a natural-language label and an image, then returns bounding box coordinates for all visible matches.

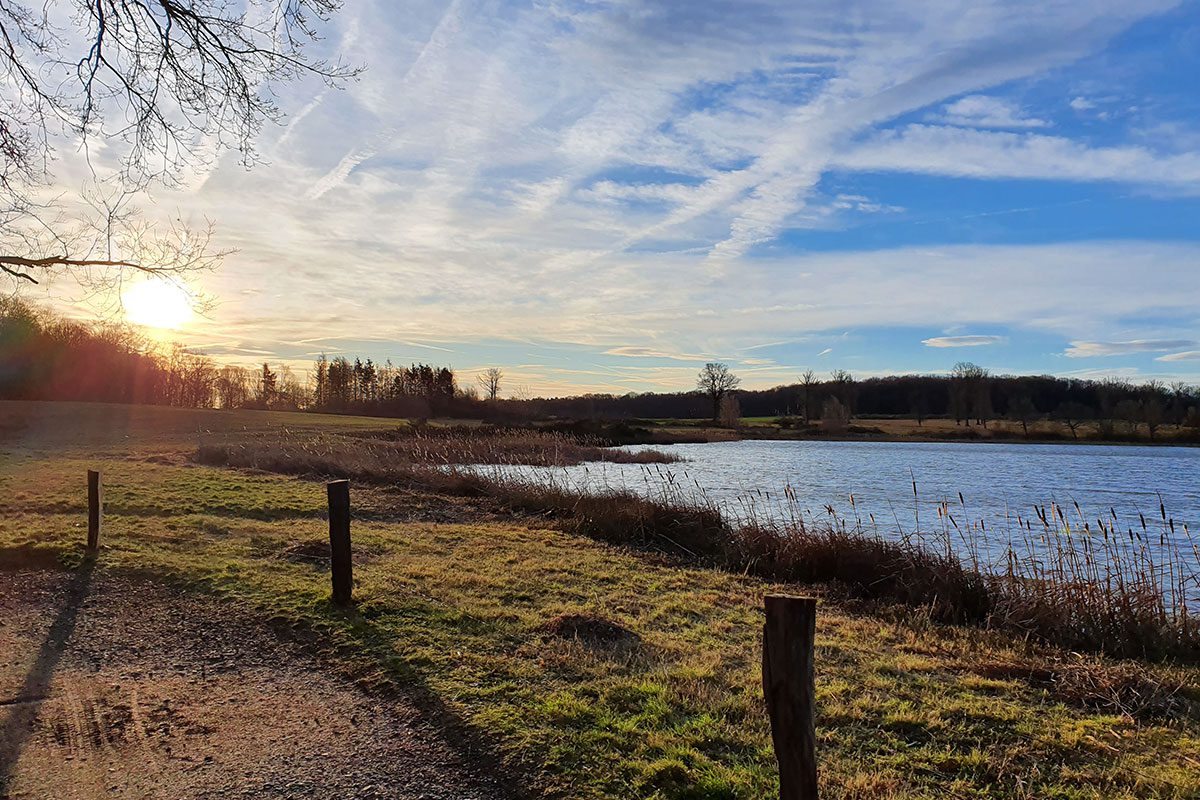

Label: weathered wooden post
[87,470,102,552]
[763,594,818,799]
[327,479,353,605]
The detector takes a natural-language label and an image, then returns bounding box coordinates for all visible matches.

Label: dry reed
[195,432,1200,661]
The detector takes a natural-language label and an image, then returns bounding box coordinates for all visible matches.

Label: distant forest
[0,299,467,417]
[3,299,1198,438]
[528,367,1196,422]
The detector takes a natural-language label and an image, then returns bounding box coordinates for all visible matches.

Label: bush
[821,397,849,433]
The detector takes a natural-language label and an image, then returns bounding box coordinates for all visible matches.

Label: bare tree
[1053,401,1091,440]
[1142,381,1166,441]
[1095,377,1128,437]
[1169,381,1192,424]
[907,385,926,427]
[477,367,503,401]
[215,364,252,409]
[1115,398,1142,436]
[275,364,308,409]
[951,362,990,427]
[1,0,356,290]
[798,369,817,423]
[718,393,741,428]
[697,362,740,421]
[828,369,856,419]
[1007,394,1038,437]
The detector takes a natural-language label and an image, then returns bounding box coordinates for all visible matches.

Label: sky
[34,0,1200,396]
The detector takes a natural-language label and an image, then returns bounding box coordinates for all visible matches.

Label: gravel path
[0,568,518,799]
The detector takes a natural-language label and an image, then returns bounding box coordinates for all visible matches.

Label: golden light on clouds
[122,278,193,330]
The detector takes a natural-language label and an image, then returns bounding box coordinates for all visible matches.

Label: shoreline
[640,423,1200,449]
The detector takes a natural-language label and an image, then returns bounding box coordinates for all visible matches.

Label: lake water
[475,439,1200,588]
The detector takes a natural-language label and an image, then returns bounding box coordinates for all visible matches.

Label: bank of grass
[195,432,1200,662]
[4,402,1200,798]
[224,426,682,467]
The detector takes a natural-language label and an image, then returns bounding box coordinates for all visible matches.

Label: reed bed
[565,466,1200,661]
[195,433,1200,661]
[198,427,680,470]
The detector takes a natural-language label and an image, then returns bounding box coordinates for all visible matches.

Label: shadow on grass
[96,564,535,800]
[309,602,533,798]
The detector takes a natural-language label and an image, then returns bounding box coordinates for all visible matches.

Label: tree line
[1,298,215,407]
[0,299,500,420]
[514,362,1200,439]
[5,300,1198,437]
[0,299,475,417]
[312,356,460,417]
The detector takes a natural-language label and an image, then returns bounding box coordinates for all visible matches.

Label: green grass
[3,402,1200,799]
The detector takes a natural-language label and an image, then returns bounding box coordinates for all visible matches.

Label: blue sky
[39,0,1200,395]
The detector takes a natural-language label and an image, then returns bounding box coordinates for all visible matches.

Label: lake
[474,439,1200,588]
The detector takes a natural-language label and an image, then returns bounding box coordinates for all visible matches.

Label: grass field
[3,401,1200,799]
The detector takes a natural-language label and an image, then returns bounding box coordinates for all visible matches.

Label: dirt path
[0,568,517,799]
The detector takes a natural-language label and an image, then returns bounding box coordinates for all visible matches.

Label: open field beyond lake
[651,416,1200,446]
[2,401,1200,799]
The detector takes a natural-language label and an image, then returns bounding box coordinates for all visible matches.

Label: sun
[122,278,194,330]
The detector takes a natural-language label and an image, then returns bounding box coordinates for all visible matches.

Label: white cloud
[1156,350,1200,362]
[603,346,717,362]
[830,194,904,214]
[1070,96,1096,111]
[922,335,1005,348]
[1065,339,1195,358]
[580,181,701,205]
[835,125,1200,188]
[933,95,1049,129]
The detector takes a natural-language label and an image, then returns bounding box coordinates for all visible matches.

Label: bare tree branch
[0,0,356,292]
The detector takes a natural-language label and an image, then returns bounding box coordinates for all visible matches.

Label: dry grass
[962,655,1195,720]
[198,427,679,472]
[6,401,1200,799]
[194,433,1200,662]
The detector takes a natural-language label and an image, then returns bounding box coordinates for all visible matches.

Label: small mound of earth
[277,539,330,564]
[540,613,640,648]
[277,539,379,566]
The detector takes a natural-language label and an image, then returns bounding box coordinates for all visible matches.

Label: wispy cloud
[932,95,1049,129]
[1156,350,1200,362]
[603,346,717,362]
[922,335,1006,348]
[1065,339,1195,357]
[35,0,1200,394]
[835,125,1200,188]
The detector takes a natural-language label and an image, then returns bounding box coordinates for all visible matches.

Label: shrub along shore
[197,428,1200,662]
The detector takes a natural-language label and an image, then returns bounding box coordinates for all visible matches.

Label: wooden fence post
[763,594,818,799]
[87,470,102,552]
[327,480,353,605]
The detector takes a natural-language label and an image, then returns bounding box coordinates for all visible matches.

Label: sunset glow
[122,279,193,330]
